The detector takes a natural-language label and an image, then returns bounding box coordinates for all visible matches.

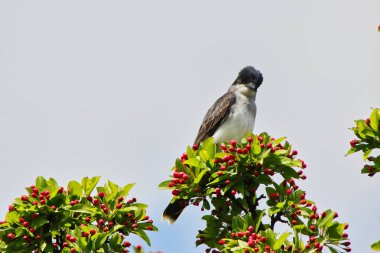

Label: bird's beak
[248,82,260,91]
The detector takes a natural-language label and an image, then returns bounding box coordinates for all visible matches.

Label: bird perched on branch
[163,66,264,224]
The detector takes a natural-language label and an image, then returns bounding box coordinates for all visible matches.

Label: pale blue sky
[1,1,380,252]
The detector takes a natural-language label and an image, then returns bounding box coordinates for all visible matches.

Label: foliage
[0,176,157,253]
[346,108,380,251]
[160,133,351,253]
[346,108,380,177]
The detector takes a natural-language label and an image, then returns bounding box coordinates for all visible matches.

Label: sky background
[0,1,379,252]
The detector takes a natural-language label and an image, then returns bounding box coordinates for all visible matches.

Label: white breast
[212,92,257,143]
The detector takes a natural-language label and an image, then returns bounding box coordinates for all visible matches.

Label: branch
[226,192,249,214]
[270,211,288,230]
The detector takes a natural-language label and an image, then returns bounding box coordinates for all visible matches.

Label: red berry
[90,229,96,235]
[23,221,29,227]
[82,232,89,237]
[230,140,237,147]
[123,241,131,247]
[98,192,105,198]
[219,239,225,245]
[8,205,14,211]
[21,195,28,201]
[93,199,99,205]
[69,236,76,242]
[172,189,180,196]
[192,144,199,150]
[247,136,253,143]
[350,139,358,147]
[7,233,15,240]
[116,203,122,209]
[63,242,69,247]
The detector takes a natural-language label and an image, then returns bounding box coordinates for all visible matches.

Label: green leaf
[105,180,119,197]
[109,233,122,250]
[232,216,245,231]
[184,158,202,168]
[273,232,291,250]
[67,180,82,197]
[202,137,216,159]
[120,183,135,197]
[31,216,49,229]
[5,211,20,224]
[194,168,209,184]
[94,233,108,249]
[327,222,345,240]
[318,210,335,227]
[371,240,380,251]
[158,180,172,189]
[370,109,379,131]
[199,150,210,162]
[82,176,101,196]
[36,176,49,192]
[255,210,265,232]
[133,229,151,246]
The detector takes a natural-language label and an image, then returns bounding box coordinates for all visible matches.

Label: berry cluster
[161,133,351,253]
[0,176,157,253]
[347,108,380,177]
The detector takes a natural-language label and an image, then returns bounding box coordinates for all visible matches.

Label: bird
[162,66,264,224]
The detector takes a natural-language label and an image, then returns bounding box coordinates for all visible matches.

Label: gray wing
[194,92,236,145]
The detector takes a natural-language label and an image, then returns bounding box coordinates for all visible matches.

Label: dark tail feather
[162,199,188,224]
